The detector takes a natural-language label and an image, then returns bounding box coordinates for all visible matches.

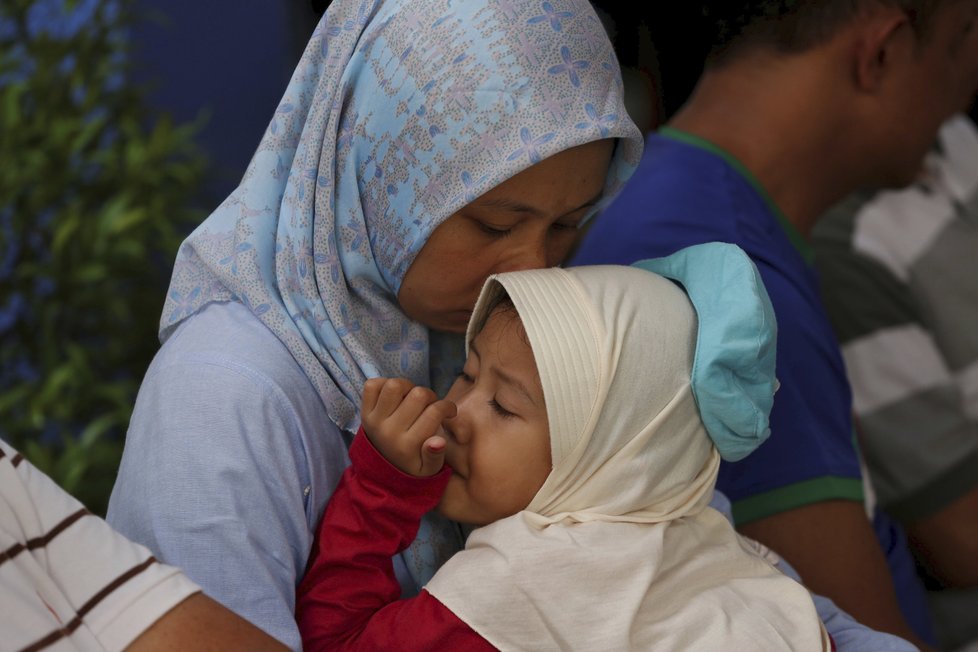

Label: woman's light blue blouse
[108,302,368,650]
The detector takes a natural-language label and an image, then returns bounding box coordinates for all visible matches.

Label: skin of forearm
[738,500,934,652]
[126,593,289,651]
[907,483,978,589]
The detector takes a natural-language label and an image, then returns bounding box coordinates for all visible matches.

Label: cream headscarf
[426,246,830,651]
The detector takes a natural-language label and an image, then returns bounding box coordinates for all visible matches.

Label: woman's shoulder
[139,301,342,457]
[117,301,350,528]
[153,301,319,400]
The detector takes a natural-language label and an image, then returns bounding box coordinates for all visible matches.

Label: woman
[107,0,642,648]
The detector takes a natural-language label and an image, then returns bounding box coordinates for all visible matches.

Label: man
[813,111,978,650]
[573,1,978,648]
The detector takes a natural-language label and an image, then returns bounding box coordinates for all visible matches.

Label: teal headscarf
[161,0,642,585]
[634,243,779,462]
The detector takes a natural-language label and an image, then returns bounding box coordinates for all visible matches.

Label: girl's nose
[442,399,471,445]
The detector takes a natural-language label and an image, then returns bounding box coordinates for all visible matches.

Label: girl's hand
[360,377,457,477]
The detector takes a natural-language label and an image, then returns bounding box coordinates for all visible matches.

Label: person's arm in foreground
[296,378,493,651]
[740,502,931,651]
[773,541,919,652]
[708,492,918,652]
[128,593,287,651]
[907,487,978,588]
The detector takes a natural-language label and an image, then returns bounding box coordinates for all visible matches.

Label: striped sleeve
[813,130,978,521]
[0,440,200,651]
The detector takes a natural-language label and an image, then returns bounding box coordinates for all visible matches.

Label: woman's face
[398,139,615,333]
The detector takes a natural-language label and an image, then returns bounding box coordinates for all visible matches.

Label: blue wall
[132,1,320,206]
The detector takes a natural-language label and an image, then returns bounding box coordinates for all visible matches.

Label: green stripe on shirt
[731,476,865,525]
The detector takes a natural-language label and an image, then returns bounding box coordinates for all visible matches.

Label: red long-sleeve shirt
[296,429,495,651]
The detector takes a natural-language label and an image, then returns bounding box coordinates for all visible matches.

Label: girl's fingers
[371,378,415,419]
[389,385,439,430]
[410,399,457,442]
[361,380,455,477]
[361,377,386,415]
[419,435,447,476]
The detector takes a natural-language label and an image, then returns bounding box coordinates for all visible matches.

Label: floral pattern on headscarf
[161,0,642,583]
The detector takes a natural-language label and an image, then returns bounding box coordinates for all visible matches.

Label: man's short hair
[704,0,949,64]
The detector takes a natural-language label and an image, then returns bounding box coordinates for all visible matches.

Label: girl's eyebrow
[469,339,539,407]
[494,366,539,408]
[472,192,603,219]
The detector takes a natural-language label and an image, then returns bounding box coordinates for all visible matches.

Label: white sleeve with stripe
[0,439,200,652]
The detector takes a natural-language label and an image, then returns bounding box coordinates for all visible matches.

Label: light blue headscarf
[161,0,642,584]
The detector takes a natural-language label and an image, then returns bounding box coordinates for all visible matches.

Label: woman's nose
[500,237,548,273]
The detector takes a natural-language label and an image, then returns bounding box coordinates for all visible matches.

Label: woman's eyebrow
[473,192,603,219]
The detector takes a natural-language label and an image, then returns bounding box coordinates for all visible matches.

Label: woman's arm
[108,347,346,650]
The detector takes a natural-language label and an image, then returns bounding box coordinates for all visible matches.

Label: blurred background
[0,0,322,513]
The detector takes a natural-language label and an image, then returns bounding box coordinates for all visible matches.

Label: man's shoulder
[576,133,793,268]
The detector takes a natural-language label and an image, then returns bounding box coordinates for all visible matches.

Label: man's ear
[852,9,913,93]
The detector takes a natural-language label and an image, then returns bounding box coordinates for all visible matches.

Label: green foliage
[0,0,206,514]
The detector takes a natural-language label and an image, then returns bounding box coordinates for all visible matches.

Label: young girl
[296,243,833,650]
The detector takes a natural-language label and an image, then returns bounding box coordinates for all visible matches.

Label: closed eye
[478,222,512,237]
[489,398,516,419]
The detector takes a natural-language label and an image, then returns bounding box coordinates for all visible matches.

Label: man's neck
[666,61,865,238]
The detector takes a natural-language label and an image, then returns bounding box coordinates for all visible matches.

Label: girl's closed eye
[489,398,516,419]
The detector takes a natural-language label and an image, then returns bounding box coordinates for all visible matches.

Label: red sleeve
[296,429,495,651]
